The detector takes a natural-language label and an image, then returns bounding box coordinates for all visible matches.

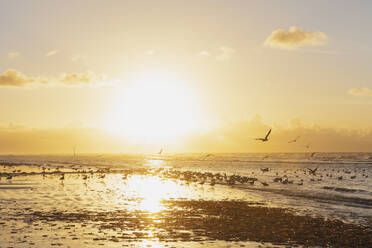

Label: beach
[0,153,371,247]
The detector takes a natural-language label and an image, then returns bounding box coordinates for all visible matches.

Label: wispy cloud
[196,51,210,57]
[1,117,372,153]
[0,69,114,88]
[182,116,372,152]
[59,71,107,86]
[0,126,124,154]
[45,49,61,57]
[8,52,20,59]
[349,87,372,96]
[216,46,235,61]
[264,26,328,50]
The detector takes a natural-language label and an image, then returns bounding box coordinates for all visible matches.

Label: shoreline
[26,200,371,247]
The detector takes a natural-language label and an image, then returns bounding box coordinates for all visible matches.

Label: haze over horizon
[1,0,372,153]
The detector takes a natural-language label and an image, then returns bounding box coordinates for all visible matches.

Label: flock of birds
[157,128,308,159]
[1,161,368,194]
[156,166,368,188]
[0,143,370,194]
[0,163,108,183]
[255,128,311,150]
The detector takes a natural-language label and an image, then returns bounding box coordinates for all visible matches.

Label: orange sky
[1,1,372,153]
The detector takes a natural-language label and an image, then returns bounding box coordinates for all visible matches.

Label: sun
[106,71,201,145]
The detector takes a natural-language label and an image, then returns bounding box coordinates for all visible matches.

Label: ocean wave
[322,186,371,195]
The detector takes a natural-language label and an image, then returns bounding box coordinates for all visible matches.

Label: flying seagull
[158,148,163,155]
[255,129,271,142]
[288,136,300,143]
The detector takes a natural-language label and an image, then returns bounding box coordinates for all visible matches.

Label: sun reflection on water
[124,175,192,212]
[145,158,166,168]
[139,239,165,248]
[103,168,195,213]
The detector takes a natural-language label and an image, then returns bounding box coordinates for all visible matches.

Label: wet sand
[23,200,370,247]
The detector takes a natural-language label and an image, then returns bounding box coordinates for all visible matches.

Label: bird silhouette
[288,136,300,143]
[307,167,318,175]
[255,129,271,142]
[310,152,317,158]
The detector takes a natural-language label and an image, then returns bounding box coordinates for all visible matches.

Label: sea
[0,153,371,247]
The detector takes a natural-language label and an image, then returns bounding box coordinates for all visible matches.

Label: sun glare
[121,175,192,212]
[107,71,201,144]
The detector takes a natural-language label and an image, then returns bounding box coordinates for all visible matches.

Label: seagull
[305,143,311,149]
[261,155,270,161]
[158,148,163,155]
[288,136,300,143]
[255,129,271,142]
[307,167,318,175]
[309,152,317,158]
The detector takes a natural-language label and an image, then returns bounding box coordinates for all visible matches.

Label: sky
[1,0,372,153]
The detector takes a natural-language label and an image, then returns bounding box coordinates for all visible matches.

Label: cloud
[349,87,372,96]
[2,116,372,154]
[0,69,112,88]
[59,71,107,85]
[216,46,235,61]
[0,69,43,87]
[45,49,61,57]
[196,51,210,57]
[264,26,328,49]
[182,116,372,153]
[0,126,125,154]
[8,52,20,59]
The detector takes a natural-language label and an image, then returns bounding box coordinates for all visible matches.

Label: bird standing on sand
[310,152,317,158]
[255,129,271,142]
[288,136,300,143]
[307,167,318,175]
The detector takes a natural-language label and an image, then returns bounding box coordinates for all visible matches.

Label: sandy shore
[24,200,371,247]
